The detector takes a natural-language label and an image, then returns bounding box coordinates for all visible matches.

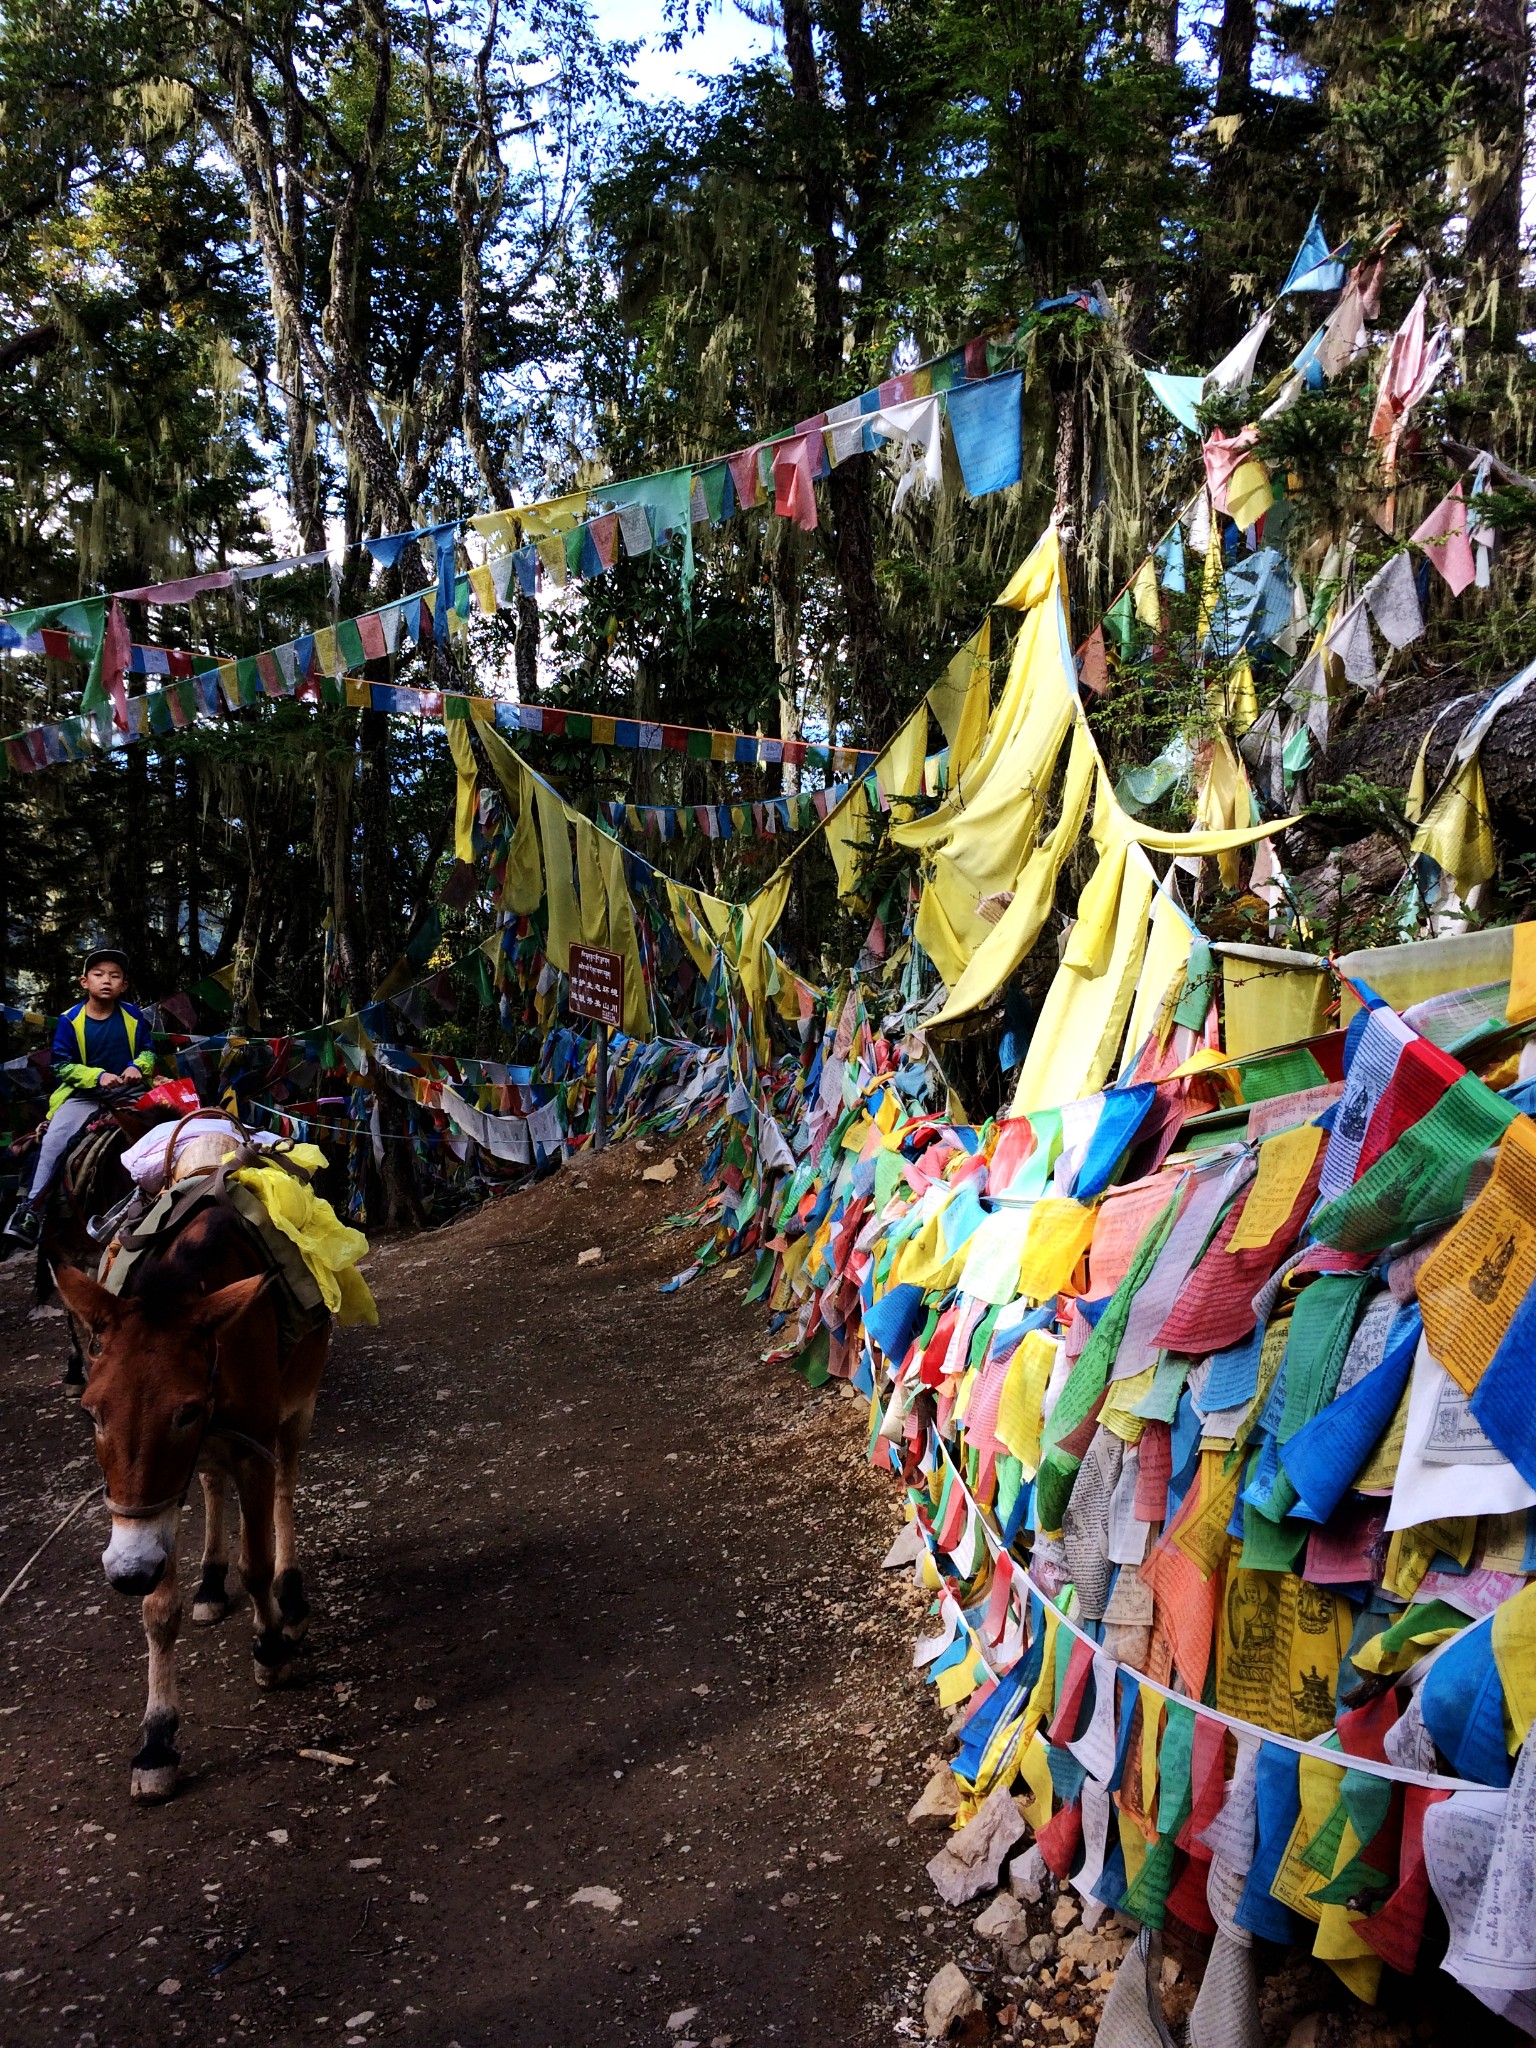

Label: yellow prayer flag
[1131,555,1161,630]
[1227,458,1273,530]
[313,625,342,676]
[995,1330,1058,1477]
[468,563,497,614]
[1015,1198,1097,1302]
[1507,922,1536,1026]
[444,716,478,866]
[1226,1122,1324,1252]
[1492,1579,1536,1748]
[1417,1115,1536,1394]
[1017,1731,1055,1829]
[936,1650,981,1709]
[1411,752,1497,895]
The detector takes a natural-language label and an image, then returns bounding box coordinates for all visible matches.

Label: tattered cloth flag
[1326,603,1378,689]
[1362,551,1424,650]
[1281,211,1347,295]
[1412,485,1477,597]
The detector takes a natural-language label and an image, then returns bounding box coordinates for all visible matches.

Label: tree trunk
[1052,374,1079,549]
[229,830,267,1032]
[112,744,152,973]
[771,529,803,795]
[781,0,888,742]
[1214,0,1257,114]
[1463,0,1527,350]
[184,759,204,976]
[356,707,396,993]
[515,587,540,702]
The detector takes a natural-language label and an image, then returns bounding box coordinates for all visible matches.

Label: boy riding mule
[53,1112,375,1801]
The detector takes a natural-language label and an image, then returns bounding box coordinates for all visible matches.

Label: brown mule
[55,1202,329,1801]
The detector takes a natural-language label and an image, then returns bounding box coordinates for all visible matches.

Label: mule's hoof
[192,1563,236,1626]
[253,1655,302,1689]
[192,1596,235,1627]
[252,1630,309,1688]
[275,1567,310,1641]
[131,1764,179,1802]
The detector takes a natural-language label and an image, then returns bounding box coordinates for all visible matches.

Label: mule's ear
[190,1273,269,1334]
[52,1264,121,1333]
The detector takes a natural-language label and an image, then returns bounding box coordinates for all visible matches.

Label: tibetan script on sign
[568,945,624,1029]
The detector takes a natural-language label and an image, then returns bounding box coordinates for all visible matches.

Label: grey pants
[27,1095,99,1200]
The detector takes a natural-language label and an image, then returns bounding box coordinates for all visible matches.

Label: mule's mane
[122,1203,255,1328]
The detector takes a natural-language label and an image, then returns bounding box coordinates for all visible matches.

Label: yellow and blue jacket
[48,1001,155,1114]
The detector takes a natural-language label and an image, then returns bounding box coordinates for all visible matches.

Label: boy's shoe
[2,1200,41,1252]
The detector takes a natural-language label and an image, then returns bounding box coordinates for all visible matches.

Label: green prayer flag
[1282,723,1313,776]
[593,467,696,608]
[1104,589,1137,663]
[1236,1047,1327,1102]
[1174,938,1215,1031]
[699,463,731,523]
[336,617,366,667]
[1311,1073,1519,1252]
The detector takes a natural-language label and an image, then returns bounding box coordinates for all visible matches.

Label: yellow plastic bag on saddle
[231,1162,378,1328]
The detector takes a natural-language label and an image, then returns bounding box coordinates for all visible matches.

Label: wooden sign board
[568,944,624,1029]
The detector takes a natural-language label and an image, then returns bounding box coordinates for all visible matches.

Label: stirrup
[87,1191,140,1244]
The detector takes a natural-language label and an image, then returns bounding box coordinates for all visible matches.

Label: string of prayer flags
[600,780,863,843]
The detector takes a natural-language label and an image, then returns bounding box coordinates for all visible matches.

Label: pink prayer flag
[358,612,388,660]
[102,598,132,730]
[257,650,284,697]
[1411,481,1476,596]
[117,569,235,605]
[1202,426,1258,514]
[589,512,619,569]
[878,373,915,407]
[963,337,988,380]
[726,447,762,510]
[772,436,819,531]
[794,415,829,480]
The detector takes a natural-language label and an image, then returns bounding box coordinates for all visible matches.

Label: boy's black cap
[82,947,130,975]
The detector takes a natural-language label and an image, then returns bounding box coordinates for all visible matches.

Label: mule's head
[54,1266,267,1595]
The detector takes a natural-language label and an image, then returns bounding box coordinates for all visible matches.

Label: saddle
[57,1097,180,1209]
[97,1117,330,1354]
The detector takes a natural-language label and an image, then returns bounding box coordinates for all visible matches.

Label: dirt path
[0,1135,968,2048]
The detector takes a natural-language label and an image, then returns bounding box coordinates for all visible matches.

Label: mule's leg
[273,1399,316,1643]
[62,1323,86,1393]
[235,1462,300,1688]
[191,1469,236,1625]
[132,1545,183,1802]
